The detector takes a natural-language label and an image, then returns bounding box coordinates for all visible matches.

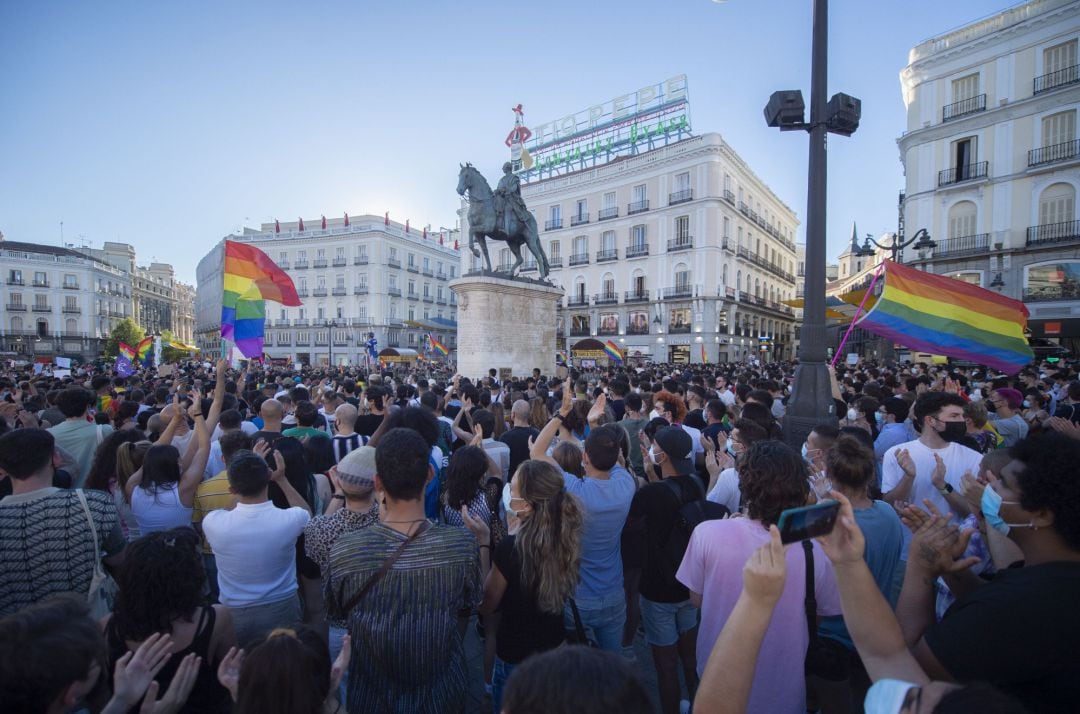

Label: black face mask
[936,420,967,443]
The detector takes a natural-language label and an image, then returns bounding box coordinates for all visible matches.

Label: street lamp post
[763,0,863,448]
[858,228,936,262]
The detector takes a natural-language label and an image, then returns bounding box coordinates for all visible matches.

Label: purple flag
[115,354,135,377]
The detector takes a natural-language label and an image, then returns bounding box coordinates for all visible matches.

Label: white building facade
[898,0,1080,352]
[196,216,461,365]
[485,133,799,363]
[1,237,133,361]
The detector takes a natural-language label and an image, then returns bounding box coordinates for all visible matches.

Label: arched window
[746,274,752,293]
[36,320,49,338]
[948,200,978,239]
[754,278,761,298]
[736,269,742,291]
[574,276,586,302]
[602,272,615,299]
[722,264,729,286]
[1039,182,1076,226]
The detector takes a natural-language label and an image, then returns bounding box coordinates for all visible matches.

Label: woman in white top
[126,402,211,535]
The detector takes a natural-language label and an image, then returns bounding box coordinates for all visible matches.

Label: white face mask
[863,679,919,714]
[648,445,664,465]
[502,483,522,519]
[846,408,858,421]
[649,409,661,420]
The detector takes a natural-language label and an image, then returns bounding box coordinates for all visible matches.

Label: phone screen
[777,500,841,545]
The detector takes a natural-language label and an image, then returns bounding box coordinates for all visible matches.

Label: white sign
[846,353,859,365]
[55,356,71,368]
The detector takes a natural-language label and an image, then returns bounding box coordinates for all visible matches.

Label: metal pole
[783,0,837,447]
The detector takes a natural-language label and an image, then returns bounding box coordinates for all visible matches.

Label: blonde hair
[116,440,153,489]
[528,397,549,431]
[513,460,583,613]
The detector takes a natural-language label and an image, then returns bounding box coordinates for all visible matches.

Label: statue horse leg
[477,235,493,272]
[507,241,525,276]
[522,216,550,279]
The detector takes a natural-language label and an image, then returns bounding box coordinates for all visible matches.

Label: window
[437,286,444,300]
[603,192,616,210]
[423,256,430,271]
[318,307,325,319]
[408,253,416,267]
[1042,110,1077,148]
[724,174,732,193]
[358,305,367,319]
[631,225,646,250]
[299,308,306,319]
[37,320,49,338]
[389,274,397,289]
[952,136,977,175]
[950,272,982,286]
[1026,260,1080,301]
[389,247,397,259]
[408,306,415,321]
[298,250,307,261]
[722,264,728,285]
[34,271,47,286]
[737,227,743,248]
[575,199,587,219]
[358,245,368,259]
[358,273,368,289]
[336,275,345,288]
[603,276,615,296]
[1044,40,1078,75]
[337,306,344,318]
[317,276,326,289]
[602,231,615,252]
[549,241,561,260]
[952,73,979,102]
[675,269,690,291]
[574,236,588,255]
[499,248,510,268]
[335,247,344,259]
[408,279,416,295]
[675,216,689,240]
[549,205,561,222]
[723,216,730,239]
[389,303,397,319]
[450,265,457,278]
[948,201,978,239]
[279,251,288,264]
[632,184,646,204]
[423,283,431,297]
[1039,183,1076,225]
[65,296,77,310]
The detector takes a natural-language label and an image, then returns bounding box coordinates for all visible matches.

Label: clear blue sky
[0,0,1012,283]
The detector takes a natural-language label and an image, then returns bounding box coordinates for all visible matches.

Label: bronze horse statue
[456,163,551,279]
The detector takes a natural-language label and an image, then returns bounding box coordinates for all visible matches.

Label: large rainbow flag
[855,260,1033,374]
[117,341,137,361]
[222,240,301,357]
[135,336,154,366]
[428,333,450,357]
[603,340,624,363]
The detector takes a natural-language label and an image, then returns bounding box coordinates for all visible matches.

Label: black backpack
[661,476,730,571]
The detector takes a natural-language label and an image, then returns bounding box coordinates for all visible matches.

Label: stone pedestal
[449,274,564,381]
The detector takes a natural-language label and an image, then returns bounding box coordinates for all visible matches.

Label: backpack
[661,476,730,572]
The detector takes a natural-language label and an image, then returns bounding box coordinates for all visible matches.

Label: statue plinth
[449,275,564,380]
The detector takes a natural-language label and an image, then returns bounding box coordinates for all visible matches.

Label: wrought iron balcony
[938,161,988,186]
[624,289,649,303]
[63,282,80,290]
[667,237,693,252]
[628,200,650,215]
[669,189,693,205]
[296,289,309,297]
[571,213,590,226]
[312,288,327,297]
[1034,64,1079,94]
[596,249,618,263]
[7,278,24,286]
[548,258,563,269]
[294,261,309,269]
[722,237,734,252]
[1028,139,1079,168]
[569,327,591,337]
[277,261,290,269]
[567,295,590,307]
[932,234,989,259]
[62,307,81,314]
[627,321,650,335]
[569,253,590,266]
[32,304,52,312]
[723,189,735,204]
[520,262,537,273]
[1026,220,1080,247]
[314,259,328,268]
[387,287,402,297]
[942,94,986,122]
[407,291,419,301]
[354,256,369,265]
[668,322,691,334]
[33,280,49,288]
[598,207,619,221]
[545,218,563,231]
[406,264,419,273]
[665,285,693,299]
[354,286,369,295]
[387,258,401,268]
[594,292,619,305]
[333,258,347,267]
[332,287,347,296]
[5,303,27,311]
[626,243,649,258]
[422,267,434,277]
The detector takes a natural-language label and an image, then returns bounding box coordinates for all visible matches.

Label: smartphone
[776,500,841,545]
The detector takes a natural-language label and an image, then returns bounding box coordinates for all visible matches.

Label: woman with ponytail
[86,430,149,541]
[480,459,584,713]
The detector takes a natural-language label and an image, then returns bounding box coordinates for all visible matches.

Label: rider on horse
[493,162,529,237]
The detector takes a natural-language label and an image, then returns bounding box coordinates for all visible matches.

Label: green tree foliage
[102,318,145,359]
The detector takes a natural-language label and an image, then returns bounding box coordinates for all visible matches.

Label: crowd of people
[1,353,1079,713]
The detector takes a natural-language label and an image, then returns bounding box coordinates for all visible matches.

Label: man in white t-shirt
[203,449,312,647]
[881,391,982,572]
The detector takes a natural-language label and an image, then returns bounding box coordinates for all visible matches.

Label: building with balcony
[195,215,460,365]
[0,234,133,361]
[898,0,1080,352]
[174,282,196,345]
[465,133,800,363]
[133,263,177,336]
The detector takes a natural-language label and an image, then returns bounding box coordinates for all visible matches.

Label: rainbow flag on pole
[428,333,450,357]
[222,240,301,358]
[135,336,154,366]
[855,260,1033,374]
[603,340,624,363]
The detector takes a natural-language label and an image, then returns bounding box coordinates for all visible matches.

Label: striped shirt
[332,433,366,464]
[325,521,482,714]
[193,471,237,554]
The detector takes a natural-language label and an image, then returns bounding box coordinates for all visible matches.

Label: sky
[1,0,1013,284]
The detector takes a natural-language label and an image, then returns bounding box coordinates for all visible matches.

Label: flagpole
[830,261,886,367]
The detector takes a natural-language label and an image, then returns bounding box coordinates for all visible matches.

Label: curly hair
[513,460,583,613]
[109,528,206,643]
[444,446,487,511]
[653,390,687,423]
[84,428,147,493]
[1011,433,1080,550]
[738,440,809,526]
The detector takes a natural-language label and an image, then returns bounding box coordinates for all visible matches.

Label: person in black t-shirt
[624,426,710,714]
[498,400,539,478]
[354,386,386,438]
[479,459,583,713]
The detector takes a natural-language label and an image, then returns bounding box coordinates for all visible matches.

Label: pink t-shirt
[677,517,842,714]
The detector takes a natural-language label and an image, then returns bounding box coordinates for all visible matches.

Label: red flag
[406,220,410,234]
[384,211,389,226]
[344,213,349,227]
[275,219,280,234]
[321,215,326,230]
[298,217,305,232]
[454,240,459,250]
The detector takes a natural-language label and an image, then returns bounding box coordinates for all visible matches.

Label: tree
[103,318,145,359]
[159,329,188,364]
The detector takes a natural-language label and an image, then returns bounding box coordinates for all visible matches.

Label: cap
[654,426,694,475]
[336,445,376,494]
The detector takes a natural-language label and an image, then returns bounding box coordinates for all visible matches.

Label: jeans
[229,593,302,649]
[639,596,699,647]
[328,625,349,706]
[564,590,627,653]
[491,656,516,714]
[202,553,219,603]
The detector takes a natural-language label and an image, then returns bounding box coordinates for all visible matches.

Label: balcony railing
[436,296,448,304]
[626,243,649,258]
[274,319,290,326]
[628,200,650,215]
[294,318,310,326]
[312,288,328,297]
[406,264,419,273]
[32,305,52,312]
[7,278,24,286]
[933,234,989,259]
[545,218,563,231]
[594,292,619,305]
[354,256,369,265]
[332,287,347,296]
[624,289,649,303]
[665,285,693,299]
[722,237,734,252]
[1028,139,1079,167]
[62,283,79,290]
[938,161,988,186]
[333,258,347,267]
[407,291,419,301]
[422,267,434,277]
[668,323,692,334]
[569,327,591,337]
[596,249,618,263]
[520,262,537,273]
[277,261,290,269]
[667,237,693,252]
[5,304,27,311]
[423,295,434,303]
[313,259,328,268]
[388,258,401,268]
[942,93,986,122]
[1026,220,1080,246]
[1024,286,1080,303]
[569,253,589,266]
[497,262,514,273]
[1034,64,1079,94]
[387,287,402,297]
[670,189,693,206]
[296,289,309,297]
[353,286,369,295]
[723,189,735,204]
[62,307,81,314]
[548,258,563,269]
[736,247,796,283]
[570,213,590,226]
[567,295,590,307]
[33,280,48,288]
[294,261,309,269]
[598,207,619,221]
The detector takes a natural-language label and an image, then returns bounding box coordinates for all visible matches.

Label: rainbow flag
[135,336,154,366]
[701,343,708,364]
[855,260,1033,375]
[222,240,301,358]
[118,341,137,361]
[428,333,450,356]
[603,340,623,363]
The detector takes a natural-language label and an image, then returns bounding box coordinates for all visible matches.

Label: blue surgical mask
[875,411,884,425]
[980,485,1028,535]
[1022,399,1031,408]
[801,442,810,461]
[502,484,522,520]
[725,443,737,459]
[864,679,918,714]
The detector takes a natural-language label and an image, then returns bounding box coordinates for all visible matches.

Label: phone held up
[776,500,841,545]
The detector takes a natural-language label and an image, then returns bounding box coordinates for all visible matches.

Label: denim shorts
[639,596,699,647]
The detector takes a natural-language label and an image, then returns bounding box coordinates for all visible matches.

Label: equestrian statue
[456,162,551,279]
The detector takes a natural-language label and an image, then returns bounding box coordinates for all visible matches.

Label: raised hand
[269,450,286,483]
[111,633,174,710]
[587,393,607,424]
[140,652,200,714]
[960,471,985,516]
[742,524,787,607]
[470,423,484,447]
[461,505,490,545]
[253,439,270,459]
[216,647,245,702]
[929,453,947,490]
[895,448,916,479]
[560,384,573,417]
[908,514,979,577]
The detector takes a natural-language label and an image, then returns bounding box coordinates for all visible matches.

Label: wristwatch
[332,494,346,501]
[554,412,566,422]
[937,483,954,495]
